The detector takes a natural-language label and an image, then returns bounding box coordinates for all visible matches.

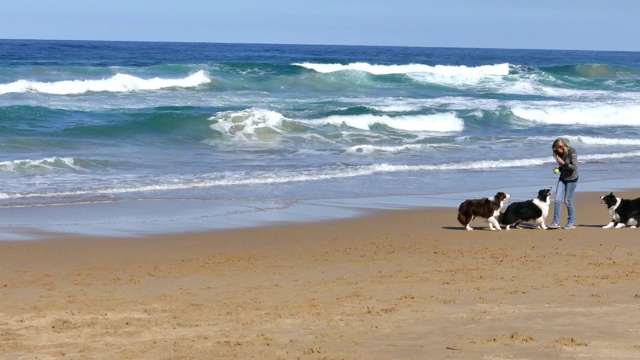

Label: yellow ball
[553,168,560,174]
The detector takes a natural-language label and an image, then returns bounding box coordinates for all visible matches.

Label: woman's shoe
[548,223,560,229]
[562,223,575,229]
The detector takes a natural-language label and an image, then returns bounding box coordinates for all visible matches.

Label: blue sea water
[1,40,640,237]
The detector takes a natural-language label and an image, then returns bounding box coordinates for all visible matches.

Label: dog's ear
[610,192,614,196]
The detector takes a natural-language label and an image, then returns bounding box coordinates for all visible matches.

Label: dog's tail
[457,203,468,225]
[500,211,515,226]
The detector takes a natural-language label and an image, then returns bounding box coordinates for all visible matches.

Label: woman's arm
[562,148,578,170]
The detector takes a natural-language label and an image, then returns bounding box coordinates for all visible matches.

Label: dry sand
[2,190,640,359]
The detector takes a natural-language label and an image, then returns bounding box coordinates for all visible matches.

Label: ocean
[1,40,640,238]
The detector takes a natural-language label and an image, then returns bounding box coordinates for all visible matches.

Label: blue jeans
[551,180,577,225]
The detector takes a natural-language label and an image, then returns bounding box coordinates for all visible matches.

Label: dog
[600,192,640,228]
[457,191,510,231]
[499,188,552,230]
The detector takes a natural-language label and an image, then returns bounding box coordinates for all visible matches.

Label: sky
[1,0,638,51]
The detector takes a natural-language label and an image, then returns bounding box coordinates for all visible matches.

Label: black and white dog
[457,191,510,231]
[499,188,552,230]
[600,192,640,229]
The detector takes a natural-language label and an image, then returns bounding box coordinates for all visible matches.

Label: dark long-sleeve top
[558,146,578,183]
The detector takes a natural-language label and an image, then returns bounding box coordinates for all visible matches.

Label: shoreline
[2,189,640,358]
[1,177,638,241]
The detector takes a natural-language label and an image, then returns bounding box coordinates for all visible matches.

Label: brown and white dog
[457,191,510,231]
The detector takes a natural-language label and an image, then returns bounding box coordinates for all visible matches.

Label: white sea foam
[359,96,503,113]
[209,109,464,141]
[580,151,640,161]
[0,157,82,172]
[208,109,285,141]
[406,64,510,87]
[310,113,464,132]
[297,62,510,89]
[0,70,210,95]
[295,62,510,76]
[295,62,638,102]
[346,144,426,154]
[512,103,640,126]
[576,136,640,146]
[366,103,423,112]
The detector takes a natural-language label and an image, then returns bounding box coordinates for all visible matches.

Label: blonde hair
[552,138,568,152]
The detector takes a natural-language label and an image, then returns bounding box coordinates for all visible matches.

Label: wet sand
[2,190,640,359]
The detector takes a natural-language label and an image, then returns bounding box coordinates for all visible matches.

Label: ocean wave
[346,144,426,154]
[310,113,464,132]
[295,62,511,89]
[0,156,83,173]
[575,136,640,146]
[208,108,464,142]
[345,135,640,155]
[0,70,211,95]
[363,151,640,172]
[512,103,640,126]
[208,109,286,141]
[294,62,510,76]
[542,64,640,79]
[293,62,632,98]
[4,150,640,204]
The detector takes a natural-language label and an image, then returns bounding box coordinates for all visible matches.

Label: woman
[549,138,578,229]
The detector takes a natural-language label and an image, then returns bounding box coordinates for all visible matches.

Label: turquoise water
[1,40,640,237]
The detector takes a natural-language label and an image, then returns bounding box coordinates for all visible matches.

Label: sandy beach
[2,190,640,359]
